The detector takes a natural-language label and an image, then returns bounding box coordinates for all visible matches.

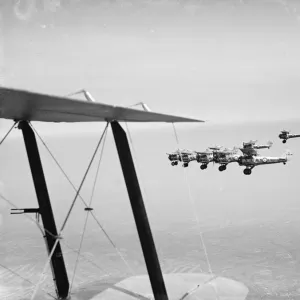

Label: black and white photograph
[1,0,300,299]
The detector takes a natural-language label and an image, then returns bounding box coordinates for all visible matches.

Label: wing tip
[167,118,205,123]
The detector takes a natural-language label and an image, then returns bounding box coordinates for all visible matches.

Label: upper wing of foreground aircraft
[0,87,203,123]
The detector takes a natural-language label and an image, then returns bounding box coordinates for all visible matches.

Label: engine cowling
[168,154,179,161]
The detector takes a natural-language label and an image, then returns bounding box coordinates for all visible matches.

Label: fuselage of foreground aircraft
[238,151,292,175]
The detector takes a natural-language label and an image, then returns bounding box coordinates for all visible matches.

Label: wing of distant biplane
[195,150,212,155]
[240,147,258,157]
[0,87,203,123]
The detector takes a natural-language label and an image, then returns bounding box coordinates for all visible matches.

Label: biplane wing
[0,87,203,123]
[195,150,213,155]
[216,149,236,155]
[240,147,258,157]
[167,149,195,155]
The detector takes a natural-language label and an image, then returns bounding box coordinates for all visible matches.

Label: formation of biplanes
[167,131,300,175]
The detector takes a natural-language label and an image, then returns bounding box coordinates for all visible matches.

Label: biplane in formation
[167,139,292,175]
[279,130,300,143]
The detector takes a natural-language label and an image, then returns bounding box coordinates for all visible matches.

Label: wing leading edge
[0,87,203,123]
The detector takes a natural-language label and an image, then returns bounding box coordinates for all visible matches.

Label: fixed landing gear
[283,140,287,144]
[200,164,207,170]
[183,162,189,168]
[243,168,252,175]
[218,165,227,172]
[171,161,178,166]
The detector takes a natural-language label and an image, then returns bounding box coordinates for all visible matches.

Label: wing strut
[111,121,169,300]
[18,120,69,299]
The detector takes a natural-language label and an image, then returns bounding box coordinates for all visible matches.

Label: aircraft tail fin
[282,149,293,160]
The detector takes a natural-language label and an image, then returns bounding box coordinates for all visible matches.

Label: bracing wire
[0,262,56,299]
[89,211,136,277]
[179,274,218,300]
[0,122,110,298]
[171,123,219,299]
[124,121,159,263]
[0,121,17,146]
[0,121,133,297]
[124,121,159,225]
[124,121,170,270]
[124,122,149,207]
[59,122,109,233]
[90,130,108,202]
[31,124,135,278]
[29,122,109,300]
[0,190,107,275]
[124,122,148,207]
[69,127,108,293]
[0,122,57,299]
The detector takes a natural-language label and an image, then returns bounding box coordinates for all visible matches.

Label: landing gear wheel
[200,164,207,170]
[283,140,287,144]
[174,161,178,165]
[171,162,175,166]
[218,165,226,172]
[243,168,252,175]
[183,163,188,168]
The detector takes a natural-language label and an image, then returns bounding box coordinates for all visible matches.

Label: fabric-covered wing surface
[240,148,258,157]
[0,87,203,123]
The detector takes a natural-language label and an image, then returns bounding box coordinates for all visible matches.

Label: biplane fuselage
[279,131,300,143]
[196,152,214,164]
[237,151,292,175]
[238,155,289,167]
[212,148,239,164]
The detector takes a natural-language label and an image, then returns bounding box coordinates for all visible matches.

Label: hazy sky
[2,0,300,131]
